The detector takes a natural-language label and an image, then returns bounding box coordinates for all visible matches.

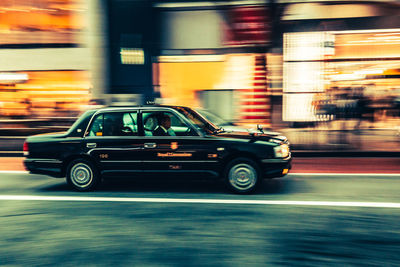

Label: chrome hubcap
[229,163,257,191]
[70,163,93,188]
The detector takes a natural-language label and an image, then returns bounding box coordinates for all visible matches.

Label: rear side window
[88,114,103,136]
[88,112,138,136]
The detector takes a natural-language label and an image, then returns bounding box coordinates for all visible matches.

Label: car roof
[94,105,186,113]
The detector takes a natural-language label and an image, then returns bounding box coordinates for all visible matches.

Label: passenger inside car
[143,114,157,136]
[88,112,138,137]
[142,111,197,136]
[153,114,176,136]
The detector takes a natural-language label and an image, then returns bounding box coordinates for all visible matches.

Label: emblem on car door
[171,142,178,150]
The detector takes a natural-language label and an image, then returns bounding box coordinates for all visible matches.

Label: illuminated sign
[283,32,334,121]
[224,6,271,46]
[283,62,325,93]
[284,32,334,61]
[120,48,145,65]
[283,93,318,122]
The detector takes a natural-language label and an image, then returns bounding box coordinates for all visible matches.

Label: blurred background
[0,0,400,152]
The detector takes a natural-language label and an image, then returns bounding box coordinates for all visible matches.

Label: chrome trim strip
[261,157,291,163]
[145,160,218,163]
[101,160,141,163]
[141,170,219,176]
[88,147,143,155]
[84,136,203,139]
[101,169,219,176]
[140,136,204,139]
[24,158,62,164]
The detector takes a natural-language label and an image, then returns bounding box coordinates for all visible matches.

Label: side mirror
[257,124,264,134]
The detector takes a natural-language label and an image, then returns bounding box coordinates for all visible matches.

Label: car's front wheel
[224,158,260,194]
[66,159,100,191]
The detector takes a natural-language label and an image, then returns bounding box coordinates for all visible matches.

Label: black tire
[66,159,100,191]
[224,157,261,194]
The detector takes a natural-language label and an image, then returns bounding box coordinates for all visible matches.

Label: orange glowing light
[171,142,178,150]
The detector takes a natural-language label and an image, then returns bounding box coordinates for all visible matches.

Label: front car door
[140,108,219,177]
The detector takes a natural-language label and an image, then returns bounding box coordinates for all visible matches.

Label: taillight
[23,141,29,156]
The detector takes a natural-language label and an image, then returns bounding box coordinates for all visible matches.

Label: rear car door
[84,110,145,176]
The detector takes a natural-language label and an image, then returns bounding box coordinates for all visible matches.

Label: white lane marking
[1,195,400,209]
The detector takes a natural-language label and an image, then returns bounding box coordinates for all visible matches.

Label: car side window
[122,113,138,134]
[142,111,198,136]
[88,114,103,136]
[88,112,138,137]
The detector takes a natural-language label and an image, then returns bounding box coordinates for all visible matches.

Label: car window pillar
[137,110,145,136]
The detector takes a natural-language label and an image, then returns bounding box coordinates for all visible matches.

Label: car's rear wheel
[224,158,260,194]
[66,159,100,191]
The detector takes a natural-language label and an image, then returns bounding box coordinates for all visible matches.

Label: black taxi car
[23,105,291,193]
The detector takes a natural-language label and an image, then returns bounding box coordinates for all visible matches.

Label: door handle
[86,143,97,148]
[144,143,157,149]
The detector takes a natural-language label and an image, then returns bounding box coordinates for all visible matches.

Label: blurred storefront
[1,0,400,132]
[281,1,400,129]
[156,2,274,125]
[0,0,89,119]
[0,71,90,118]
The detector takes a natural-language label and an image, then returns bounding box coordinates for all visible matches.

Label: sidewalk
[0,157,25,171]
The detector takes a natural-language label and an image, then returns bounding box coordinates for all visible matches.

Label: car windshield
[175,106,220,135]
[196,109,233,126]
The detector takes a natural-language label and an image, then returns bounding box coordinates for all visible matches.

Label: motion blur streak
[3,195,400,209]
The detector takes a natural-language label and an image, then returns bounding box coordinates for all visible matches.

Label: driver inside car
[153,114,176,136]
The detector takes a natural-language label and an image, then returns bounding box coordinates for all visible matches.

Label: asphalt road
[1,172,400,266]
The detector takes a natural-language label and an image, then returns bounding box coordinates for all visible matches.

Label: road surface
[0,168,400,266]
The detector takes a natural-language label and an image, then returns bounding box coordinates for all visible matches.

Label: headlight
[273,144,290,158]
